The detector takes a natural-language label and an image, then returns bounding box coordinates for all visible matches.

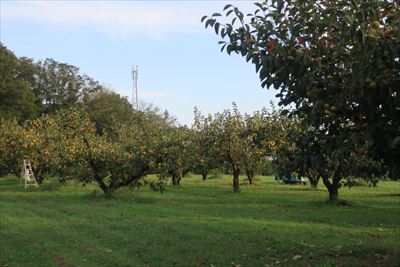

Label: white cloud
[1,1,209,38]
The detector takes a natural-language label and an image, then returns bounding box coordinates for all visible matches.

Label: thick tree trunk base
[36,176,44,185]
[172,176,181,186]
[310,182,318,190]
[233,171,240,192]
[322,175,340,202]
[246,170,254,185]
[328,190,339,201]
[326,183,339,201]
[58,177,66,185]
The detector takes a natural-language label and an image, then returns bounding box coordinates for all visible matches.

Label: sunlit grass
[1,174,399,267]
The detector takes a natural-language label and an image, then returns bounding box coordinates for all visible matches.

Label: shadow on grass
[79,189,158,205]
[36,182,62,192]
[297,187,326,192]
[130,196,157,204]
[309,199,354,208]
[80,189,107,201]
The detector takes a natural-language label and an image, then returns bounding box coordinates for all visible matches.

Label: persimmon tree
[214,106,246,192]
[203,0,400,200]
[242,109,278,184]
[0,109,94,183]
[194,105,282,191]
[0,119,24,176]
[20,109,96,183]
[272,118,321,188]
[1,108,166,196]
[153,125,194,186]
[82,112,167,195]
[192,107,223,180]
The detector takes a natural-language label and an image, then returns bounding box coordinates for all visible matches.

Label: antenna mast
[132,65,139,110]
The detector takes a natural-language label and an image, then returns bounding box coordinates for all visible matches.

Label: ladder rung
[22,159,38,188]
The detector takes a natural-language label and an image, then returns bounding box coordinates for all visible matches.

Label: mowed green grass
[1,174,399,267]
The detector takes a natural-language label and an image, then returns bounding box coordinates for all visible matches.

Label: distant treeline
[0,43,176,134]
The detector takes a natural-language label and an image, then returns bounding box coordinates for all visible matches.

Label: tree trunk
[172,174,181,186]
[95,174,111,196]
[93,170,111,196]
[233,166,240,192]
[246,170,254,185]
[331,174,341,201]
[58,177,66,185]
[308,172,320,189]
[86,151,111,195]
[328,185,339,201]
[310,180,318,189]
[321,175,339,201]
[36,176,44,184]
[202,170,208,181]
[172,175,178,185]
[13,167,20,178]
[35,169,45,184]
[84,137,111,196]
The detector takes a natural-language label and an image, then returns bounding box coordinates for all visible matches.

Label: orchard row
[0,105,380,200]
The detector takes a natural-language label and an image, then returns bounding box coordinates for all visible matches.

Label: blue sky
[1,0,278,126]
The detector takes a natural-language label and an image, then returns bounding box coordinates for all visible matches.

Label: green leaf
[254,2,263,9]
[227,45,233,55]
[246,53,253,62]
[205,19,215,28]
[221,28,227,38]
[232,17,237,25]
[223,4,233,11]
[252,54,260,65]
[277,0,284,12]
[214,23,220,35]
[209,19,216,27]
[220,44,227,52]
[255,63,262,73]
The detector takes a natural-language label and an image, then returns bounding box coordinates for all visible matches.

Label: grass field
[0,174,399,267]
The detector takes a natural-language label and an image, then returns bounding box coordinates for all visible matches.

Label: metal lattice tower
[132,65,139,110]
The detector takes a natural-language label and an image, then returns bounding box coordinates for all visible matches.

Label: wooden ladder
[21,159,38,188]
